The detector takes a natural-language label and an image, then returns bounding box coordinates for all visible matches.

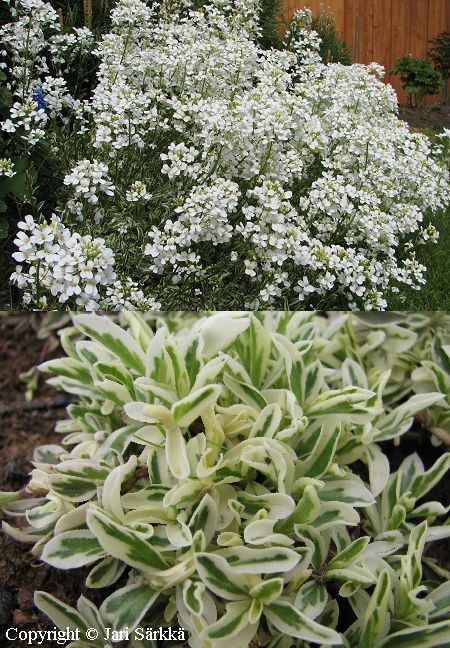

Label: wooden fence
[282,0,450,104]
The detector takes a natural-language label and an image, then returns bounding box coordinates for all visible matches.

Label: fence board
[390,0,411,102]
[358,0,374,66]
[372,0,393,70]
[282,0,448,104]
[409,0,429,57]
[344,0,358,57]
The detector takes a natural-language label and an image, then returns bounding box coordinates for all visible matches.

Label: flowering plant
[1,0,449,310]
[1,311,450,647]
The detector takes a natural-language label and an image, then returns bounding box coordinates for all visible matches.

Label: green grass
[388,206,450,310]
[388,125,449,311]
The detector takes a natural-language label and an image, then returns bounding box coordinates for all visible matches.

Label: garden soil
[399,104,450,131]
[0,315,449,647]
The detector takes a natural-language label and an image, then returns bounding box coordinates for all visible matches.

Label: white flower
[125,180,152,203]
[64,159,115,204]
[0,158,16,177]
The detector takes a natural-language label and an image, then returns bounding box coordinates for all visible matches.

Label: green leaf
[73,315,146,375]
[358,570,391,648]
[189,494,218,545]
[183,335,203,388]
[42,530,106,569]
[237,315,272,387]
[310,502,360,530]
[219,546,300,574]
[172,384,222,427]
[411,454,450,499]
[86,508,167,577]
[326,565,376,586]
[295,524,327,569]
[237,492,295,520]
[319,478,375,507]
[164,341,190,398]
[305,387,379,424]
[378,621,450,648]
[86,557,124,589]
[48,475,97,502]
[0,491,21,507]
[249,403,282,438]
[375,393,445,441]
[224,373,268,411]
[195,553,250,601]
[276,485,321,533]
[294,581,328,620]
[249,578,283,605]
[100,583,159,632]
[265,601,343,645]
[40,358,92,384]
[328,536,370,569]
[202,600,252,640]
[34,592,89,636]
[94,361,135,395]
[427,581,450,620]
[200,315,250,358]
[182,579,205,616]
[298,423,340,478]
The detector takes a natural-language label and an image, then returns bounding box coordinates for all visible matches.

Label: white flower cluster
[63,159,115,204]
[0,158,16,177]
[1,98,48,145]
[145,178,239,276]
[10,215,159,310]
[2,0,449,309]
[105,279,161,310]
[11,214,116,309]
[125,181,152,203]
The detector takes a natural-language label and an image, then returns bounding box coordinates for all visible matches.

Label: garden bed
[399,104,450,132]
[0,1,448,312]
[0,314,449,647]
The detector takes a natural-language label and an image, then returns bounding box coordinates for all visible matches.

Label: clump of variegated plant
[1,311,450,648]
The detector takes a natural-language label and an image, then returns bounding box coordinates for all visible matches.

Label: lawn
[389,120,449,311]
[389,206,450,310]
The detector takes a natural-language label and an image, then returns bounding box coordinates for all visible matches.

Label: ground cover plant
[0,0,449,311]
[1,311,450,647]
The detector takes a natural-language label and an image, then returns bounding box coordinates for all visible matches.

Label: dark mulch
[0,316,110,648]
[0,315,449,647]
[399,104,450,131]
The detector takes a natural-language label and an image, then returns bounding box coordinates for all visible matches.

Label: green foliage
[258,0,283,50]
[50,0,112,31]
[1,312,450,647]
[392,55,444,107]
[428,31,450,103]
[311,7,352,65]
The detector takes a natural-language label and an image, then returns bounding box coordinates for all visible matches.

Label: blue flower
[33,88,46,110]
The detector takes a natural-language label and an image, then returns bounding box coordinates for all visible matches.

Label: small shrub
[392,54,444,106]
[428,31,450,104]
[312,7,352,65]
[1,311,450,647]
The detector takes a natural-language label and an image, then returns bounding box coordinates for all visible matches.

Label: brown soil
[0,315,449,647]
[399,104,450,131]
[0,316,109,648]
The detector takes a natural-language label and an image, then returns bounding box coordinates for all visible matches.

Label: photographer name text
[6,625,187,645]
